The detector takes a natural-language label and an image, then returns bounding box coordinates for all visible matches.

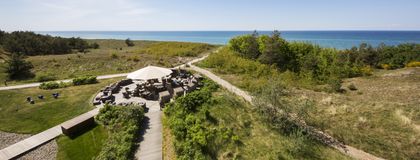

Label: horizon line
[3,29,420,32]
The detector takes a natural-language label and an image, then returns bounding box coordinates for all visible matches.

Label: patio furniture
[52,93,59,99]
[159,91,171,107]
[122,92,130,99]
[173,87,184,97]
[93,100,101,105]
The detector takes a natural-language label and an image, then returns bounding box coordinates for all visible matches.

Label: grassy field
[56,125,108,160]
[0,78,119,134]
[293,68,420,159]
[163,87,350,159]
[0,40,216,86]
[198,49,420,159]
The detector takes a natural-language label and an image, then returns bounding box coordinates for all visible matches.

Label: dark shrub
[39,82,60,90]
[72,76,97,86]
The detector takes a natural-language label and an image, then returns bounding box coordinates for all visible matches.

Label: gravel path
[0,131,57,160]
[16,140,57,160]
[0,131,31,150]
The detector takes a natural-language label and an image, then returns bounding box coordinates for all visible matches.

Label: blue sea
[36,31,420,50]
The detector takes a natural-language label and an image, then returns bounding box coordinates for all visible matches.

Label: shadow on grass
[67,122,98,140]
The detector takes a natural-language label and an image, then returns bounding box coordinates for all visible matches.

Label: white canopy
[127,65,173,80]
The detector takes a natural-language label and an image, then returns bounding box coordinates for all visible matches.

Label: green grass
[0,78,118,134]
[198,48,420,159]
[206,90,350,159]
[56,125,108,160]
[136,41,214,57]
[163,84,350,159]
[0,40,216,86]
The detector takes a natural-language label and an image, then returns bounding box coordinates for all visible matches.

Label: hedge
[72,76,98,86]
[95,104,145,160]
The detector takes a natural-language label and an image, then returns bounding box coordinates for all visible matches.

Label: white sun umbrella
[127,65,173,80]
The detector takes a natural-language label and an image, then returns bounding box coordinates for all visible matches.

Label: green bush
[164,79,241,159]
[96,104,144,160]
[110,52,118,59]
[39,81,60,90]
[39,81,72,90]
[72,76,97,86]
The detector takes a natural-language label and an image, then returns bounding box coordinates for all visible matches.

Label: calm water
[36,31,420,49]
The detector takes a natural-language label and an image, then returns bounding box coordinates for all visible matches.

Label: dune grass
[163,85,350,159]
[0,40,216,86]
[56,125,108,160]
[208,91,349,159]
[136,41,214,57]
[198,49,420,159]
[0,78,119,134]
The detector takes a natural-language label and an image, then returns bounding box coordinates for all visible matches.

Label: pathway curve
[189,64,384,160]
[0,73,128,91]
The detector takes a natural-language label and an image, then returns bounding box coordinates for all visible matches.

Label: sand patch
[321,96,332,105]
[395,109,411,125]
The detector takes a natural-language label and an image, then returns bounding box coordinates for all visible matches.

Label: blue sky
[0,0,419,31]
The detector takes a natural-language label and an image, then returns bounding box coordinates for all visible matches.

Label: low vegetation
[39,76,97,90]
[164,79,349,159]
[136,41,214,57]
[0,39,216,86]
[95,104,145,160]
[0,78,118,133]
[0,30,95,56]
[198,32,420,159]
[72,76,97,86]
[227,31,419,91]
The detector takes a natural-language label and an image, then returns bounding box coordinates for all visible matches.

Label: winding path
[0,48,383,160]
[0,73,128,91]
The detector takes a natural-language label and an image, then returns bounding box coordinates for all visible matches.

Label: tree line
[0,30,99,55]
[0,30,100,80]
[228,31,420,90]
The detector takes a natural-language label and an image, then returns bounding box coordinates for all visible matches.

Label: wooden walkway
[0,108,100,160]
[135,101,162,160]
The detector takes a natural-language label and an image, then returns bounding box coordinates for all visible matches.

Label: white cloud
[7,0,158,30]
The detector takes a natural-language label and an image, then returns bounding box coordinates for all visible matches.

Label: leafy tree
[257,30,292,70]
[0,30,5,46]
[2,52,34,79]
[125,38,135,47]
[228,31,260,59]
